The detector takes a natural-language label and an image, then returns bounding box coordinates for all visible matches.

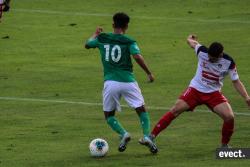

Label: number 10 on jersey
[104,45,122,62]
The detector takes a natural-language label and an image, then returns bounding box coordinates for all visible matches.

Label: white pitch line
[0,96,103,106]
[0,96,249,116]
[12,9,250,24]
[13,9,112,17]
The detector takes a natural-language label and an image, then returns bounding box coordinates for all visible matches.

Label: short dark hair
[208,42,224,58]
[113,12,130,29]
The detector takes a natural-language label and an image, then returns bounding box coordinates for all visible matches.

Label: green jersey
[86,33,140,82]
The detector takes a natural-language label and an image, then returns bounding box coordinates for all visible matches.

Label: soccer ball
[89,138,109,157]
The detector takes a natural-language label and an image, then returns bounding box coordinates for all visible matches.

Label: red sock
[151,112,176,137]
[221,119,234,145]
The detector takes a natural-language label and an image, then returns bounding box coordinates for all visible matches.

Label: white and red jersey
[189,44,239,93]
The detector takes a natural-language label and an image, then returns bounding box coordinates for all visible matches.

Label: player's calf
[221,119,234,146]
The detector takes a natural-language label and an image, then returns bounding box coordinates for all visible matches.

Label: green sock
[106,116,126,136]
[139,112,150,136]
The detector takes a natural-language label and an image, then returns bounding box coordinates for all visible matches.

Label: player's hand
[187,34,198,48]
[188,34,198,41]
[90,27,103,39]
[246,97,250,108]
[147,73,155,83]
[95,27,103,36]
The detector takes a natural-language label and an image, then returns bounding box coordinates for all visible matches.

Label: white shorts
[103,80,145,112]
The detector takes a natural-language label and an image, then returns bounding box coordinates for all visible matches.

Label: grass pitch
[0,0,250,166]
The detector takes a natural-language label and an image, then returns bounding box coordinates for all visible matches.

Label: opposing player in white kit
[85,12,158,153]
[147,34,250,148]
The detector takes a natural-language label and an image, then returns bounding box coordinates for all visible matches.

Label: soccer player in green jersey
[85,12,158,153]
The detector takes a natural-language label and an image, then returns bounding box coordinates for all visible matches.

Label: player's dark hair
[208,42,224,58]
[113,12,130,29]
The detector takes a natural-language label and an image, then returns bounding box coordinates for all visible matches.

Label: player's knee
[104,110,115,119]
[223,113,234,122]
[135,105,146,115]
[170,99,189,117]
[170,106,182,117]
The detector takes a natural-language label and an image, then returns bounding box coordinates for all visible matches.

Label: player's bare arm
[232,79,250,108]
[133,54,154,82]
[85,27,103,49]
[187,34,199,49]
